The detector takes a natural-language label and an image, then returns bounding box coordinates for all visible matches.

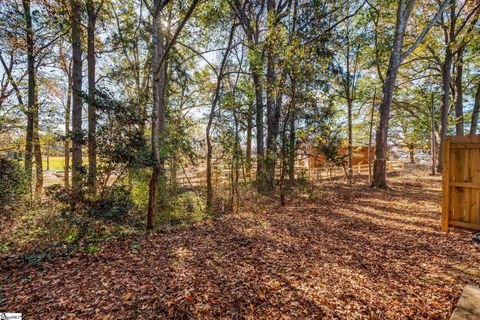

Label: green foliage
[95,90,150,168]
[86,245,99,254]
[303,99,346,167]
[129,168,152,211]
[85,186,136,224]
[156,191,208,227]
[0,157,27,212]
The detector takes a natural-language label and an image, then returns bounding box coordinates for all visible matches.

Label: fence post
[441,138,450,232]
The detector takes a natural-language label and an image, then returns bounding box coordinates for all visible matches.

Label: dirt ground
[1,175,480,319]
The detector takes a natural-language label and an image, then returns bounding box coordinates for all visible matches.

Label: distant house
[307,144,376,168]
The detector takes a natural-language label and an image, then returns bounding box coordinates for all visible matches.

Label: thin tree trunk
[280,129,287,206]
[86,0,99,193]
[23,0,34,197]
[368,88,376,184]
[253,72,264,189]
[206,25,235,210]
[233,99,241,214]
[347,98,353,178]
[470,83,480,135]
[288,114,295,182]
[409,146,415,163]
[246,101,253,179]
[454,46,464,136]
[438,1,456,172]
[431,92,436,175]
[64,74,72,188]
[146,0,198,229]
[147,9,167,230]
[70,0,84,194]
[33,106,43,198]
[346,32,353,179]
[264,0,278,192]
[437,50,453,172]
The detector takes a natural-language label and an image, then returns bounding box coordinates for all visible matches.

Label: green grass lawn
[42,156,88,171]
[43,156,65,171]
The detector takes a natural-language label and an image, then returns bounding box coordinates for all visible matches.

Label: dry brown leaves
[1,176,480,319]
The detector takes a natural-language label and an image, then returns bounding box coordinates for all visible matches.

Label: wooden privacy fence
[176,160,405,187]
[442,135,480,232]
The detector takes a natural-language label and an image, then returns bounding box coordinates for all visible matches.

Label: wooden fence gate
[442,135,480,232]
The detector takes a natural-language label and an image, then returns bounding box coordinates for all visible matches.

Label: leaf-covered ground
[2,176,480,319]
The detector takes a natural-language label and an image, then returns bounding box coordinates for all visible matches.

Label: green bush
[157,191,207,227]
[86,186,136,223]
[0,157,27,212]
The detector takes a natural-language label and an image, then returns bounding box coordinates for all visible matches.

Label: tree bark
[437,1,456,172]
[147,9,167,230]
[437,49,453,172]
[430,92,436,175]
[253,72,265,189]
[264,0,277,192]
[23,0,35,196]
[346,29,353,178]
[206,25,235,210]
[471,83,480,135]
[86,0,99,194]
[454,46,464,136]
[33,106,43,198]
[229,0,265,191]
[408,145,415,163]
[347,98,353,177]
[368,88,376,184]
[246,101,253,179]
[64,72,72,188]
[288,113,295,182]
[70,0,84,194]
[372,0,413,188]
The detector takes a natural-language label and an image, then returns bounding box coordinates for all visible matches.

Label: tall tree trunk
[264,0,277,192]
[346,32,353,179]
[64,74,72,188]
[23,0,34,197]
[246,101,253,179]
[430,92,436,175]
[206,25,235,210]
[253,72,264,189]
[454,46,464,136]
[372,0,413,188]
[368,89,376,184]
[86,0,98,193]
[437,1,456,172]
[70,0,84,194]
[372,0,446,183]
[288,114,295,182]
[408,145,415,163]
[231,1,265,191]
[437,49,453,172]
[147,7,170,230]
[470,83,480,135]
[33,105,43,199]
[347,98,353,178]
[146,0,198,229]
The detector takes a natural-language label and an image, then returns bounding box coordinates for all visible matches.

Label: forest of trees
[2,1,480,318]
[0,0,479,226]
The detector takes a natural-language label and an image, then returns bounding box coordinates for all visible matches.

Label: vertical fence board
[442,135,480,232]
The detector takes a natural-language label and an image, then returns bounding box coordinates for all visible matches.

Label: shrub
[0,157,27,212]
[86,186,136,223]
[157,191,207,227]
